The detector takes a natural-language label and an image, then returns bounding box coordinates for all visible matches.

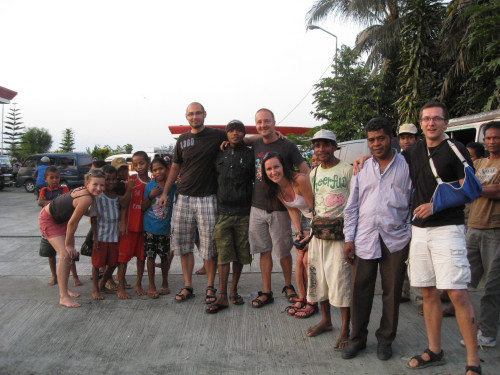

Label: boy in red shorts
[38,166,82,287]
[117,151,151,299]
[90,165,121,300]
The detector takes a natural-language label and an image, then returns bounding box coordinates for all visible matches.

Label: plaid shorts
[144,232,171,259]
[170,194,218,260]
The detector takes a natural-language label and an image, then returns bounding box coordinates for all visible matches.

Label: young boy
[38,166,82,287]
[117,151,151,299]
[90,165,121,300]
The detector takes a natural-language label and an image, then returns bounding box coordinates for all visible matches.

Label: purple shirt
[343,152,412,259]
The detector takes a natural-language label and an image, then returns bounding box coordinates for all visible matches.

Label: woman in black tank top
[39,171,105,308]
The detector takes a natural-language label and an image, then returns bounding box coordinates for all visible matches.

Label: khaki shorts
[409,225,471,290]
[307,237,351,307]
[214,215,251,265]
[249,207,293,259]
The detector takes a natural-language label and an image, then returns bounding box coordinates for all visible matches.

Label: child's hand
[93,240,100,251]
[126,179,135,190]
[149,186,162,199]
[119,222,127,237]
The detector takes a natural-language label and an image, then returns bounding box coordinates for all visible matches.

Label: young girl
[262,152,316,318]
[38,170,105,308]
[117,151,151,299]
[142,157,176,298]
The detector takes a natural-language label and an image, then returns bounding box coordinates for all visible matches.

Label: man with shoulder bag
[305,129,352,352]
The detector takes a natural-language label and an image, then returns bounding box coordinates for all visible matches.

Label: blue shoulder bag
[429,140,482,214]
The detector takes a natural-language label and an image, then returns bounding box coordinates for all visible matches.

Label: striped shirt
[91,193,120,242]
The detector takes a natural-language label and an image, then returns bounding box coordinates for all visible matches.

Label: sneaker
[460,330,496,348]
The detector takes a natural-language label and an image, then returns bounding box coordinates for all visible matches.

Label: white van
[445,109,500,145]
[334,139,371,165]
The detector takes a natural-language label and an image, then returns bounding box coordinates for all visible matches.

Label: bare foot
[73,278,83,287]
[135,286,147,296]
[60,296,81,308]
[67,289,80,298]
[306,322,333,337]
[47,278,57,286]
[92,291,104,300]
[159,286,170,295]
[147,290,159,299]
[117,288,131,299]
[195,266,206,275]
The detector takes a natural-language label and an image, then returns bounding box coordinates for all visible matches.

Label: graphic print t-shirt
[310,161,352,218]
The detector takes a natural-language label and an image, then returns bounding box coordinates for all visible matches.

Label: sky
[1,0,361,152]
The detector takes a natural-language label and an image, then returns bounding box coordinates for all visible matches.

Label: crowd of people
[35,101,500,375]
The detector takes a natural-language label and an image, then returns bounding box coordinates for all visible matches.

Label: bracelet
[294,230,303,236]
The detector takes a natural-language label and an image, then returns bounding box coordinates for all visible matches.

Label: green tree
[3,104,25,157]
[396,0,445,124]
[86,145,111,160]
[310,46,396,142]
[18,127,53,160]
[59,128,75,152]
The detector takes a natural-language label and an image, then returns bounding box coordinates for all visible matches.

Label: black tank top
[48,189,90,224]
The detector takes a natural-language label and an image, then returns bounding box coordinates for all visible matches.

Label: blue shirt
[35,165,49,186]
[143,180,176,235]
[343,152,412,259]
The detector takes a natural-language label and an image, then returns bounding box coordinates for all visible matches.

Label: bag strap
[427,138,471,184]
[312,167,318,217]
[427,147,443,184]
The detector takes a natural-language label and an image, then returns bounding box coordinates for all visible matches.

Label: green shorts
[214,215,251,265]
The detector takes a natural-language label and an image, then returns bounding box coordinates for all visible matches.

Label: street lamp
[307,25,338,77]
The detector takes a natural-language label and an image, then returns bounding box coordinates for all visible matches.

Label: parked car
[16,153,92,192]
[0,155,15,190]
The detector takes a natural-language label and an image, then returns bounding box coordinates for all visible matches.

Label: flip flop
[147,291,159,299]
[306,325,333,337]
[229,294,244,305]
[205,303,228,314]
[333,339,349,351]
[159,287,170,295]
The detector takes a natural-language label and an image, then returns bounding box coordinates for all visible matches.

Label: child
[117,151,151,299]
[90,165,121,300]
[38,166,82,287]
[142,157,176,298]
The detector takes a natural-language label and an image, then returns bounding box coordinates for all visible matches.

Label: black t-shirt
[402,138,473,228]
[252,137,305,211]
[173,126,227,197]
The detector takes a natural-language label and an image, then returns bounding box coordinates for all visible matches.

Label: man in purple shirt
[342,117,412,361]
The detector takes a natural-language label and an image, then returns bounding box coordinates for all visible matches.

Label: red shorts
[92,241,119,268]
[38,208,67,239]
[118,231,144,263]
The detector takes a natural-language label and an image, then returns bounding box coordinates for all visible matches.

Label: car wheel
[24,179,35,193]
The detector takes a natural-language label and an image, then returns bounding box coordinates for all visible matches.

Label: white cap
[41,156,50,163]
[310,129,337,143]
[398,123,418,135]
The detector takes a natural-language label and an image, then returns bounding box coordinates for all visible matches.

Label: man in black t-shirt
[159,102,227,304]
[403,102,480,374]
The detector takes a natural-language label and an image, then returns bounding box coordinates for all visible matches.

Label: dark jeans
[349,237,409,346]
[479,242,500,338]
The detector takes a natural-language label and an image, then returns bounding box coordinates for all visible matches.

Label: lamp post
[307,25,338,77]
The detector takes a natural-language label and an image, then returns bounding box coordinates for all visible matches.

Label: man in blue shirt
[34,156,51,197]
[342,117,412,361]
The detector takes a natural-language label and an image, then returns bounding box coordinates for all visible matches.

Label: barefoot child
[90,165,121,300]
[117,151,151,299]
[38,166,82,287]
[38,170,105,308]
[142,157,176,298]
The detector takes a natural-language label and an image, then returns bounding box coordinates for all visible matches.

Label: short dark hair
[132,151,149,163]
[482,120,500,134]
[44,166,59,177]
[150,157,170,171]
[466,142,485,158]
[419,101,449,120]
[92,160,106,169]
[102,165,117,175]
[365,117,393,137]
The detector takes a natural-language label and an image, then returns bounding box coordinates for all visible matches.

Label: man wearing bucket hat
[305,129,352,351]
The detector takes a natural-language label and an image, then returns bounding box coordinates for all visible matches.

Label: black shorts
[39,236,56,257]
